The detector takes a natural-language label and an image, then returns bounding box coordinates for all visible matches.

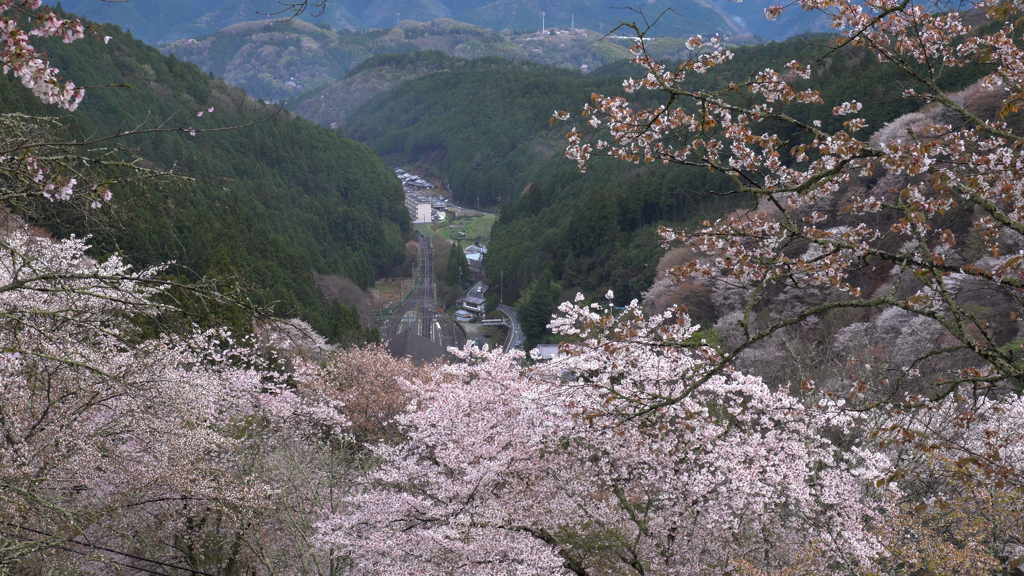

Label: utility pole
[396,13,400,27]
[572,13,575,34]
[500,270,504,304]
[542,11,545,33]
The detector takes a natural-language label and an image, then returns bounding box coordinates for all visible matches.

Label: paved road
[380,232,463,349]
[497,304,524,352]
[468,281,486,300]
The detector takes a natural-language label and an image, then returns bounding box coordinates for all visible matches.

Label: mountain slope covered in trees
[0,9,409,342]
[339,33,989,344]
[160,18,636,102]
[57,0,752,43]
[160,18,529,100]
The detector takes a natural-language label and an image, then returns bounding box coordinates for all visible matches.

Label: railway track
[380,232,463,350]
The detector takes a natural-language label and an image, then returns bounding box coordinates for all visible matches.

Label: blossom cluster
[0,1,84,110]
[316,299,888,575]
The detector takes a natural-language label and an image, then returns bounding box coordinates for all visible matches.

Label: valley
[5,2,1024,575]
[27,0,993,352]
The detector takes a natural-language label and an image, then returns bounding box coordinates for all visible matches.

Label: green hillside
[160,18,527,101]
[289,50,461,126]
[57,0,754,43]
[1,11,409,343]
[338,33,990,341]
[161,18,635,103]
[342,58,605,206]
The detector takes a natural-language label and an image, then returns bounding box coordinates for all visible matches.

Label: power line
[3,522,219,576]
[2,529,170,576]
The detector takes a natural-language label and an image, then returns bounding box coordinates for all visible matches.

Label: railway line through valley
[379,231,462,350]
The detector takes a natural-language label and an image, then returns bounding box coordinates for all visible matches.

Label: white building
[406,195,432,223]
[533,344,564,361]
[460,296,486,314]
[464,243,487,257]
[465,242,486,270]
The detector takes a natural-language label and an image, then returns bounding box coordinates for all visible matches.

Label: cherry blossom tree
[316,297,891,576]
[868,386,1024,574]
[228,347,419,576]
[0,2,259,219]
[0,228,274,569]
[553,0,1024,572]
[11,0,1024,573]
[0,2,108,215]
[0,225,395,574]
[560,0,1024,398]
[0,4,383,571]
[304,3,1024,569]
[0,0,85,111]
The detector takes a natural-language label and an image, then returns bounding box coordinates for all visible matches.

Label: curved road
[498,304,524,352]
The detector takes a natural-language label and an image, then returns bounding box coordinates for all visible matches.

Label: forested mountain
[288,50,462,126]
[159,18,638,102]
[58,0,753,43]
[343,58,599,205]
[338,33,990,343]
[55,0,356,42]
[0,9,409,342]
[161,18,529,100]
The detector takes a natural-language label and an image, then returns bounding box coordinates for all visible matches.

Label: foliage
[514,268,562,345]
[0,9,410,342]
[345,32,986,314]
[0,228,294,571]
[444,239,471,289]
[545,0,1024,570]
[0,229,418,571]
[326,300,379,346]
[316,298,889,575]
[0,0,85,111]
[162,18,635,103]
[562,6,1015,392]
[166,20,633,122]
[344,59,599,207]
[13,1,1024,575]
[505,28,631,71]
[161,19,427,101]
[291,50,461,125]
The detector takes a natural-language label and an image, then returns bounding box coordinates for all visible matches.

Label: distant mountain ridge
[56,0,781,43]
[160,18,635,101]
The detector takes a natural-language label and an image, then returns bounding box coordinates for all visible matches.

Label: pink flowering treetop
[552,0,1024,570]
[0,227,354,571]
[316,297,890,575]
[559,0,1024,398]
